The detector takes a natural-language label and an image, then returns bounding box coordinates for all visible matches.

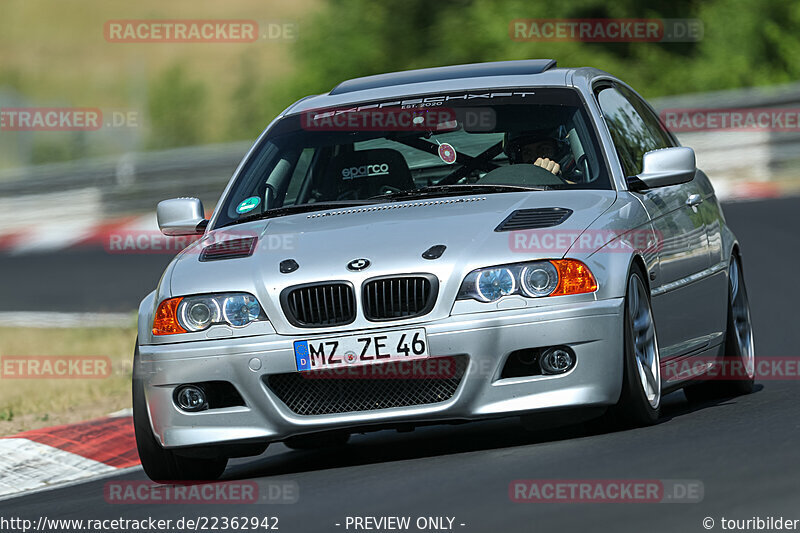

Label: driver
[504,131,563,175]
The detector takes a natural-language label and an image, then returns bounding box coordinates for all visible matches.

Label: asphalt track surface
[2,196,800,532]
[0,248,171,313]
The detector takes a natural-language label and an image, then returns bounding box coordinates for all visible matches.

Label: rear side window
[597,86,669,176]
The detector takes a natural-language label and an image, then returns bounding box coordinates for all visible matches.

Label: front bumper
[137,298,624,448]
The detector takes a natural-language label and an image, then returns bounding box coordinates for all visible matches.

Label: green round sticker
[236,196,261,214]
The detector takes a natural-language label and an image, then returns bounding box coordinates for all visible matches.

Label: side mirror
[628,146,696,191]
[157,197,207,236]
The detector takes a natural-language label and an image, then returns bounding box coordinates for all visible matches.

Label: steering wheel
[477,163,565,187]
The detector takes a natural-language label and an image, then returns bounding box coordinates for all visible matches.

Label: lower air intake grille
[281,282,356,327]
[363,275,438,321]
[265,356,468,416]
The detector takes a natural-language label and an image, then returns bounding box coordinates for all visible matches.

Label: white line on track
[0,312,134,328]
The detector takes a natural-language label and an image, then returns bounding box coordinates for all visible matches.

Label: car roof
[329,59,558,95]
[283,60,612,116]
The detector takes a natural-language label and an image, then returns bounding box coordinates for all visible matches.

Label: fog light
[175,385,207,412]
[540,347,576,375]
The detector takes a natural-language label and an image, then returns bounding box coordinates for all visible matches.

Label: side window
[596,86,665,176]
[617,85,676,149]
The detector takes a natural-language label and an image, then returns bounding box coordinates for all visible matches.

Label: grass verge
[0,326,137,435]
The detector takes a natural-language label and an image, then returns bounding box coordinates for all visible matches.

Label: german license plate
[294,328,428,371]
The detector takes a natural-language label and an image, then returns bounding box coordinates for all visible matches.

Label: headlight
[521,262,559,297]
[222,294,261,327]
[476,268,516,302]
[180,297,220,331]
[457,260,597,302]
[153,292,266,335]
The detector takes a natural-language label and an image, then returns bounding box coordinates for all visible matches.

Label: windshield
[214,88,611,228]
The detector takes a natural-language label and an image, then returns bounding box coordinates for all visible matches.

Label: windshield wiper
[367,184,545,201]
[225,200,380,226]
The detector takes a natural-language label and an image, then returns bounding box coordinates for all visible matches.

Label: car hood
[169,190,616,332]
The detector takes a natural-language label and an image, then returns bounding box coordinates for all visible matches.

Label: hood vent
[495,208,572,232]
[199,237,257,262]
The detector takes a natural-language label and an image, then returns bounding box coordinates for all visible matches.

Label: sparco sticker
[342,163,390,179]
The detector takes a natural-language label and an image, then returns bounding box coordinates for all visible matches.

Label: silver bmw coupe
[133,59,755,481]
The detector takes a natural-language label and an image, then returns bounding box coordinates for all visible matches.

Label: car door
[596,83,719,361]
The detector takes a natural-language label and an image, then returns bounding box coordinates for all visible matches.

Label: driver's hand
[534,157,561,175]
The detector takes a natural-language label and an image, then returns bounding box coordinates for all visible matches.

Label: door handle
[686,194,703,207]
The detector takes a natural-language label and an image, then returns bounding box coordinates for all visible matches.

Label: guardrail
[653,80,800,182]
[0,141,251,218]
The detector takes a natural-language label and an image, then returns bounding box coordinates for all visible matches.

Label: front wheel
[605,266,662,427]
[133,343,228,482]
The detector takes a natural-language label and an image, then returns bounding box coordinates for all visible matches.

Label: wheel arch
[731,241,742,266]
[137,290,157,344]
[629,254,650,291]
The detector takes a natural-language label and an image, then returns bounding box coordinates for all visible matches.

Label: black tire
[604,265,661,428]
[684,255,755,402]
[133,342,228,482]
[283,431,350,450]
